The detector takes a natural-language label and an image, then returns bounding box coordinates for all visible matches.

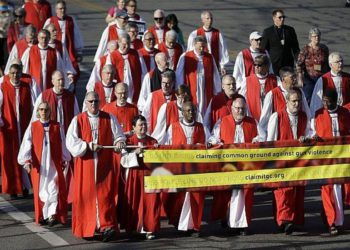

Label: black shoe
[102,228,116,242]
[10,194,18,200]
[239,228,248,236]
[284,222,294,235]
[47,216,57,227]
[346,2,350,7]
[329,225,338,236]
[39,217,47,226]
[221,220,228,229]
[145,232,156,240]
[22,188,29,198]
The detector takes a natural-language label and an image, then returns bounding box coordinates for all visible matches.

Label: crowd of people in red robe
[0,0,349,242]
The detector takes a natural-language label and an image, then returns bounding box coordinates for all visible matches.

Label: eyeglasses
[277,15,286,19]
[333,60,343,64]
[86,100,99,103]
[39,108,49,111]
[127,5,136,7]
[254,63,263,67]
[144,38,155,41]
[254,38,262,42]
[154,17,164,21]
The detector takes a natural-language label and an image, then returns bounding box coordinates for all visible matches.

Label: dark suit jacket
[261,25,300,75]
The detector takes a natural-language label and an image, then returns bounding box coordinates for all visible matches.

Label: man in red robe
[44,0,84,80]
[165,101,210,235]
[24,0,51,32]
[138,32,160,73]
[126,22,143,50]
[147,9,169,46]
[142,70,176,134]
[312,89,350,236]
[207,95,258,235]
[0,63,38,198]
[120,115,160,240]
[66,91,126,241]
[187,11,229,75]
[7,7,27,52]
[158,30,183,70]
[176,35,221,117]
[108,33,146,104]
[241,55,278,122]
[204,74,237,130]
[266,88,311,235]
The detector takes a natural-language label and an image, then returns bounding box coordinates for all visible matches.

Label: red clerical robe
[211,115,257,225]
[149,89,175,134]
[24,1,52,32]
[138,47,160,72]
[208,92,233,130]
[165,101,180,129]
[271,86,287,113]
[131,38,144,50]
[158,42,183,70]
[246,74,278,121]
[0,79,32,194]
[197,27,220,67]
[184,50,214,107]
[109,49,142,103]
[28,45,57,91]
[123,134,160,232]
[147,25,170,45]
[315,106,350,226]
[165,121,206,231]
[42,88,75,133]
[14,39,31,59]
[30,121,67,224]
[322,72,350,106]
[93,81,116,109]
[273,109,307,226]
[7,23,22,52]
[72,112,117,237]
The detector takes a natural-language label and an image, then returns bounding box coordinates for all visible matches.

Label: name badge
[281,39,285,46]
[314,64,321,71]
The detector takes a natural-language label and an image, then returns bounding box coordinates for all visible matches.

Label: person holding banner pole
[164,101,210,236]
[266,88,311,235]
[312,89,350,236]
[207,94,258,236]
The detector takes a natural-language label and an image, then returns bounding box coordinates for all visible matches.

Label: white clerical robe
[5,42,33,74]
[175,51,221,117]
[18,121,71,219]
[187,27,229,70]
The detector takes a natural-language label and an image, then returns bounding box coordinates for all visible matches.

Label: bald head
[155,52,168,71]
[115,82,129,106]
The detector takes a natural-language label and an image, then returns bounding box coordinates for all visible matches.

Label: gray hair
[201,10,212,19]
[36,102,52,119]
[118,32,131,44]
[194,35,207,44]
[165,30,177,40]
[328,52,342,65]
[279,66,295,80]
[126,22,139,32]
[102,64,116,74]
[308,27,321,40]
[84,91,99,102]
[25,24,36,35]
[162,69,176,82]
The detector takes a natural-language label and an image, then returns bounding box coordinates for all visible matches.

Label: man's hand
[24,163,32,174]
[220,67,227,76]
[67,74,74,84]
[134,147,144,156]
[114,141,126,153]
[91,143,103,152]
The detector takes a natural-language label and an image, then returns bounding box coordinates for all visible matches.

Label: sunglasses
[254,64,263,67]
[154,17,164,21]
[277,15,286,19]
[87,100,99,103]
[254,38,262,42]
[39,108,49,111]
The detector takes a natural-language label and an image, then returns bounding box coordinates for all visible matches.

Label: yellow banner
[145,164,350,191]
[144,144,350,163]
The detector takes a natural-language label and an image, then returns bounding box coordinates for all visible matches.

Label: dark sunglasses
[254,64,263,67]
[154,17,164,21]
[277,15,286,19]
[254,38,262,42]
[87,100,99,103]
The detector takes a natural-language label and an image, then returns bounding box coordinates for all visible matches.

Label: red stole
[171,121,205,145]
[31,121,67,224]
[107,24,119,42]
[315,107,350,138]
[99,55,108,78]
[109,49,142,103]
[53,39,63,56]
[197,27,220,66]
[93,81,116,109]
[28,45,57,91]
[73,111,116,237]
[0,78,32,194]
[242,48,255,77]
[184,50,214,107]
[102,101,139,133]
[277,109,307,140]
[220,115,257,143]
[210,92,233,130]
[158,42,183,70]
[246,74,278,121]
[150,89,175,134]
[271,86,286,113]
[24,1,52,31]
[165,101,180,128]
[16,39,30,59]
[322,72,350,106]
[7,23,20,52]
[131,39,143,50]
[147,25,170,45]
[50,16,77,64]
[138,47,160,72]
[42,88,75,133]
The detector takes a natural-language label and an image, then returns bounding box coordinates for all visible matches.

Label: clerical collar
[286,109,298,116]
[53,88,63,95]
[57,16,66,21]
[102,81,114,88]
[40,119,50,127]
[181,119,195,126]
[166,44,174,49]
[10,79,20,87]
[116,101,126,107]
[234,118,243,125]
[202,26,212,32]
[38,44,48,50]
[144,46,154,53]
[280,84,288,93]
[256,73,268,79]
[328,106,338,114]
[136,134,146,139]
[249,47,261,53]
[193,49,203,58]
[176,99,182,109]
[331,70,341,77]
[87,111,99,117]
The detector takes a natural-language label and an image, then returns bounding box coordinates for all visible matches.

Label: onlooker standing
[261,9,299,75]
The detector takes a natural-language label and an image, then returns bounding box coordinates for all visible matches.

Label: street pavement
[1,0,350,249]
